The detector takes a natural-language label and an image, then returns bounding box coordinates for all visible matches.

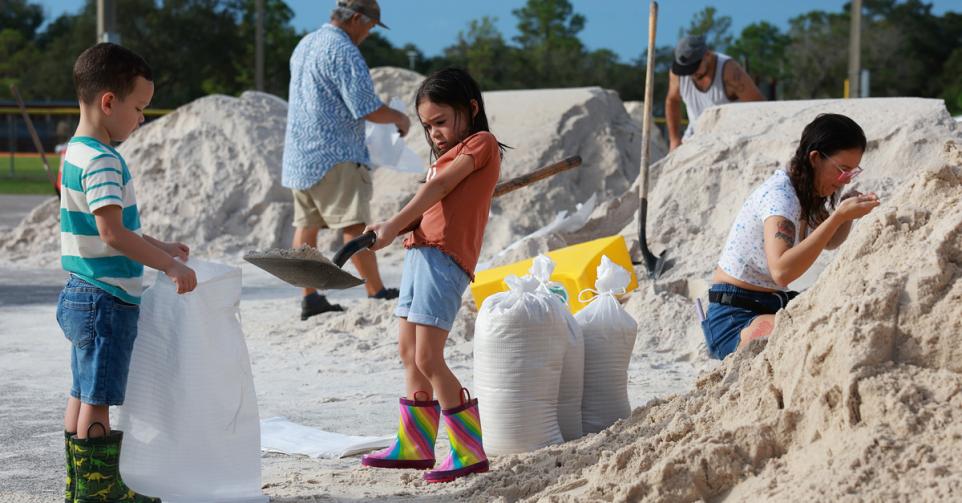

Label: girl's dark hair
[414,67,507,162]
[788,113,866,228]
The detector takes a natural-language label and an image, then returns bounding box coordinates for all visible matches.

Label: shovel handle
[330,155,584,268]
[333,231,377,267]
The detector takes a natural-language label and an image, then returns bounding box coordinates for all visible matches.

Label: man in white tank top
[665,35,764,151]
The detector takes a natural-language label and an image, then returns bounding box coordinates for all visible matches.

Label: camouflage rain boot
[64,431,75,503]
[70,424,160,502]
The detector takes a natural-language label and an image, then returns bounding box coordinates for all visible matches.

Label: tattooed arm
[723,60,765,102]
[665,71,684,151]
[763,215,844,288]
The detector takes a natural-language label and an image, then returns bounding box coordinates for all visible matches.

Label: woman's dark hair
[788,113,866,228]
[414,67,507,162]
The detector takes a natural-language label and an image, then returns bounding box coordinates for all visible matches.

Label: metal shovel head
[244,247,364,291]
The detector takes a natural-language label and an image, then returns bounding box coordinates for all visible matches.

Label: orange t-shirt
[404,131,501,280]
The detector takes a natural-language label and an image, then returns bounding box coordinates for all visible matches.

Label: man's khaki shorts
[292,162,373,230]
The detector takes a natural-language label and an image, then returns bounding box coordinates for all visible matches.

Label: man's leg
[342,223,387,297]
[292,224,321,297]
[293,224,344,319]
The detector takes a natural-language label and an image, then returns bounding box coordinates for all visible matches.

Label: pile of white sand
[623,100,669,163]
[454,159,962,502]
[632,98,962,296]
[0,91,294,265]
[2,68,649,270]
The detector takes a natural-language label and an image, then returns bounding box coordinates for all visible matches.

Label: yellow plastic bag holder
[471,235,638,313]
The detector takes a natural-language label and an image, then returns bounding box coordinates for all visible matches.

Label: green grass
[0,155,59,195]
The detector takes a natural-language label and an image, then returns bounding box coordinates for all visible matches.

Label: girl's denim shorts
[395,246,470,332]
[56,275,140,406]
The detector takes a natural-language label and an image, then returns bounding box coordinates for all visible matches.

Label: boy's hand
[164,259,197,294]
[364,221,398,252]
[161,241,190,261]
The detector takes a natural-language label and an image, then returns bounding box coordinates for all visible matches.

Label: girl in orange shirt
[361,67,505,483]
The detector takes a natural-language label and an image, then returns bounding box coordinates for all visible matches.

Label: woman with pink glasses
[702,113,880,359]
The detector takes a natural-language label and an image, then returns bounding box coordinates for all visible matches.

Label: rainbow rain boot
[424,389,489,483]
[361,392,440,469]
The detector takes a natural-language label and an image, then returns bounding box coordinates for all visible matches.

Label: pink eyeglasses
[819,151,863,183]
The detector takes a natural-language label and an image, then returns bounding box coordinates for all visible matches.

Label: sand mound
[4,68,646,267]
[459,161,962,502]
[126,91,293,256]
[623,101,669,163]
[645,99,960,291]
[0,91,294,265]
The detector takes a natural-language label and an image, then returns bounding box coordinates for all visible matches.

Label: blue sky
[37,0,960,63]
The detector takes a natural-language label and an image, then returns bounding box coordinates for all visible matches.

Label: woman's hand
[835,191,880,221]
[364,221,399,252]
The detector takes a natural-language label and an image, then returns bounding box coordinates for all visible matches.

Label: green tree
[443,17,519,90]
[728,22,789,83]
[512,0,586,87]
[681,7,733,51]
[230,0,301,98]
[0,0,44,40]
[941,47,962,114]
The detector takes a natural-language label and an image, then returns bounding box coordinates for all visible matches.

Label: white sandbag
[574,256,638,434]
[365,97,425,173]
[117,259,266,503]
[530,255,584,441]
[474,274,569,455]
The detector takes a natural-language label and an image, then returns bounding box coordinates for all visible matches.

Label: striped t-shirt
[60,136,144,304]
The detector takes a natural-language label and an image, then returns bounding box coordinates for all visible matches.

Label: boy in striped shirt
[57,43,196,502]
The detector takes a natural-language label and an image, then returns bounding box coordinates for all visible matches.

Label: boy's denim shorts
[395,246,470,332]
[56,275,140,406]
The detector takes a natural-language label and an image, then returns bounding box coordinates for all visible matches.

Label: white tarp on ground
[260,417,392,459]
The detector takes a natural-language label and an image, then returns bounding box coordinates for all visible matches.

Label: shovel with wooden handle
[245,155,583,291]
[636,0,667,279]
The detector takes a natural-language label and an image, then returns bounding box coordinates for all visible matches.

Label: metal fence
[0,103,170,177]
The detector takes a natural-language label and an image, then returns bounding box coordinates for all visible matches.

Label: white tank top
[680,52,731,140]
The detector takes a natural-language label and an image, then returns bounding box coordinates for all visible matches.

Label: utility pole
[255,0,265,91]
[406,50,417,70]
[847,0,862,99]
[96,0,119,44]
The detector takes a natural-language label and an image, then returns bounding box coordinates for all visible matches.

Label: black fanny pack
[708,289,798,315]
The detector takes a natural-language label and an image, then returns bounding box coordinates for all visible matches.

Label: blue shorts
[395,247,470,331]
[701,284,792,360]
[56,275,140,406]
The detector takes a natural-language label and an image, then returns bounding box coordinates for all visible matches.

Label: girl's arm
[764,193,880,287]
[366,153,480,251]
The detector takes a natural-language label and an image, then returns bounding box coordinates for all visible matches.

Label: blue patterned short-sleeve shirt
[282,24,383,190]
[717,169,802,290]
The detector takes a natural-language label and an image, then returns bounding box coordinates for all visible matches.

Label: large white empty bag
[116,259,267,503]
[529,255,584,441]
[365,97,425,173]
[575,256,638,434]
[474,273,571,455]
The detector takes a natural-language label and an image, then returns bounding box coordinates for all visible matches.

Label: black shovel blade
[244,248,364,291]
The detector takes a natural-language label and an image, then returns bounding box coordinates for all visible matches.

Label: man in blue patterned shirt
[282,0,410,320]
